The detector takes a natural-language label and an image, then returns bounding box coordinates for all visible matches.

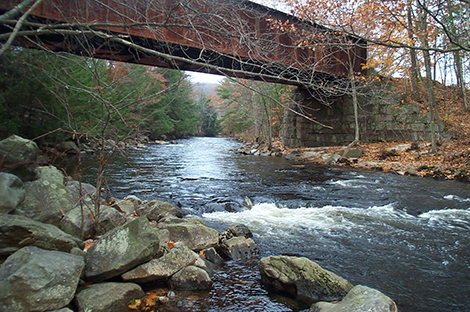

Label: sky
[187,71,225,84]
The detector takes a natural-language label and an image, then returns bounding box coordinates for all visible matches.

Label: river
[75,137,470,312]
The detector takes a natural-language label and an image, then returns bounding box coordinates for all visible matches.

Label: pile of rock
[0,135,258,311]
[236,142,282,157]
[0,135,398,312]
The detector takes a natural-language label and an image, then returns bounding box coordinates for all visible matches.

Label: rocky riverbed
[1,135,398,311]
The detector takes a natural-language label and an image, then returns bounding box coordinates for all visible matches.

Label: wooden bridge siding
[0,0,366,79]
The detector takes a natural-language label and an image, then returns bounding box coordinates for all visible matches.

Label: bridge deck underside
[0,0,366,86]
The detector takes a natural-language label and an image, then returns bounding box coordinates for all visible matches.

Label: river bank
[238,138,470,183]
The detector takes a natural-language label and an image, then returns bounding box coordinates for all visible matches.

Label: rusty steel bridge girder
[0,0,367,87]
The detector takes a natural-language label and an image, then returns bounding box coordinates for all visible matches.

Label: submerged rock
[310,285,398,312]
[0,172,25,213]
[0,246,84,311]
[85,217,160,282]
[259,256,353,303]
[74,282,144,312]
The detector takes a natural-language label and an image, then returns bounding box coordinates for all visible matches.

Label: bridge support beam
[280,87,436,148]
[280,88,354,148]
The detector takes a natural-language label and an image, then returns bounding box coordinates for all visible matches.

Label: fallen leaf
[83,239,95,252]
[128,299,141,310]
[167,241,175,249]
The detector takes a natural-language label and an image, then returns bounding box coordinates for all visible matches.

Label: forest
[0,0,469,152]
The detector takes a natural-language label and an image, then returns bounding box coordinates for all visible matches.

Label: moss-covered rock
[0,246,84,311]
[84,217,160,282]
[157,217,219,251]
[259,256,353,303]
[0,135,39,181]
[310,285,398,312]
[0,214,82,260]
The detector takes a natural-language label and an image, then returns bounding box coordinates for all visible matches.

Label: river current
[75,137,470,311]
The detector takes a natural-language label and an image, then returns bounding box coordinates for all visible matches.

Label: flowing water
[75,137,470,311]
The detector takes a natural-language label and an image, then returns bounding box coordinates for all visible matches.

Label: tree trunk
[407,0,420,100]
[419,2,438,153]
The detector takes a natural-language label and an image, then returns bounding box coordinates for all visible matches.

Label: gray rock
[0,246,84,311]
[64,180,97,207]
[137,200,183,222]
[157,217,219,251]
[13,166,73,225]
[310,285,398,312]
[194,255,217,276]
[344,148,364,158]
[0,135,39,181]
[74,282,144,312]
[168,265,212,290]
[56,141,80,154]
[0,214,82,260]
[219,237,259,260]
[122,242,199,283]
[59,204,126,239]
[0,172,25,213]
[85,217,160,282]
[200,247,224,265]
[112,195,142,215]
[259,256,354,303]
[219,224,254,242]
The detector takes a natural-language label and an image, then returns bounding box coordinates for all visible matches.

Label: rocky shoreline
[237,139,470,183]
[1,135,397,311]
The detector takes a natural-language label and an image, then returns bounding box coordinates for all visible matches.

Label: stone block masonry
[280,87,438,147]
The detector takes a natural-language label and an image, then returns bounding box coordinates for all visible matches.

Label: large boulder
[84,217,161,282]
[13,166,97,226]
[168,265,213,290]
[13,166,73,225]
[122,242,199,283]
[259,256,354,303]
[0,214,82,260]
[64,180,97,208]
[157,217,219,251]
[74,282,145,312]
[310,285,398,312]
[59,204,126,239]
[136,200,183,222]
[0,172,25,213]
[0,135,39,181]
[0,246,84,311]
